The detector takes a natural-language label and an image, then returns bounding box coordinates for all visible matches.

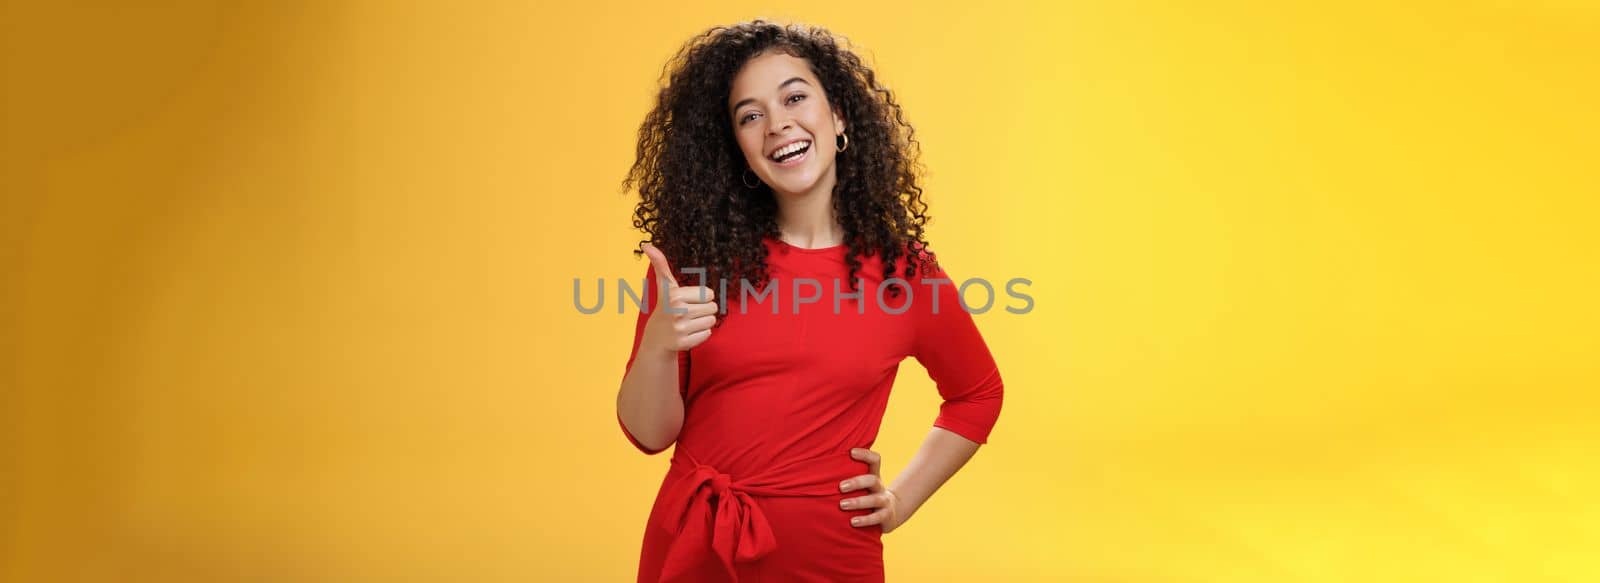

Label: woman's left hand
[839,447,906,533]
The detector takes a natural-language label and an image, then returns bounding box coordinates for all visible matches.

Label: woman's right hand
[639,242,718,353]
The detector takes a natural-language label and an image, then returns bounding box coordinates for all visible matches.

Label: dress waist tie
[656,449,867,582]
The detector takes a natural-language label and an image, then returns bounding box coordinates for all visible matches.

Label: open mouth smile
[767,139,812,167]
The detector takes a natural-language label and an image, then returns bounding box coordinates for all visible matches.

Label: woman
[616,20,1004,582]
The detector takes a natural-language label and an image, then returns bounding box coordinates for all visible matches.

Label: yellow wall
[4,1,1596,581]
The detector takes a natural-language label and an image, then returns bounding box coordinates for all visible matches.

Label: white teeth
[769,140,811,161]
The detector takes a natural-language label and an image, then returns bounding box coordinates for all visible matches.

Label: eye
[738,111,760,125]
[786,93,807,104]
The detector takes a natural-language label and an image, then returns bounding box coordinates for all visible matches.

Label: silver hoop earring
[742,168,762,189]
[836,133,850,152]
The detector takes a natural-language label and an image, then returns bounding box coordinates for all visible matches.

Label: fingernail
[839,500,849,509]
[840,481,851,490]
[851,518,862,526]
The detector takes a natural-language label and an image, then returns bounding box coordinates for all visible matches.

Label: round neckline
[771,237,846,254]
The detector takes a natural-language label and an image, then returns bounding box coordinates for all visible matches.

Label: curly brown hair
[624,20,934,312]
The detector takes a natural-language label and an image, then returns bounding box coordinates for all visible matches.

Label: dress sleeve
[618,263,690,455]
[908,257,1005,444]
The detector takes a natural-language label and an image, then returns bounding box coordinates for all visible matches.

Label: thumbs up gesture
[640,243,718,353]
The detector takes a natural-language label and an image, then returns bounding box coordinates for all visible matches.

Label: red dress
[619,237,1004,582]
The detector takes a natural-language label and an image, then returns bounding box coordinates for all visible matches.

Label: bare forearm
[889,426,981,522]
[616,348,684,451]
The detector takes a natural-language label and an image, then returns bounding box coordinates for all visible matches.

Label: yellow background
[4,1,1596,581]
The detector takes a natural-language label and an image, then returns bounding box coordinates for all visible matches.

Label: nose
[766,112,793,135]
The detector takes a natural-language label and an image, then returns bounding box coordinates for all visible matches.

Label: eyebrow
[731,77,812,114]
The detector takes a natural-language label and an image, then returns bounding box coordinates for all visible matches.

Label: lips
[767,139,812,165]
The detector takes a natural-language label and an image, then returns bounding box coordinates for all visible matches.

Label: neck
[774,167,842,248]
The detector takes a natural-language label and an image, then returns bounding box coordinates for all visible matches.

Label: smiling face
[728,51,846,197]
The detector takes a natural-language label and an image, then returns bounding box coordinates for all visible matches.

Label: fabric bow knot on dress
[653,450,870,582]
[658,463,778,581]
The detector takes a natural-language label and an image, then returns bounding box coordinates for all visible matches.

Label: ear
[832,107,846,134]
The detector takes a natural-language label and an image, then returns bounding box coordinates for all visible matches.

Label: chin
[764,163,832,196]
[770,178,820,196]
